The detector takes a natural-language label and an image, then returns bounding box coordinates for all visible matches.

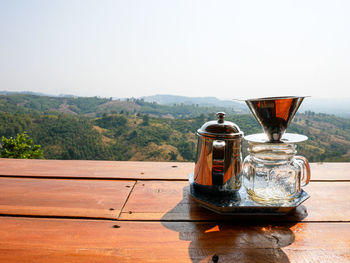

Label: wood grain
[0,217,349,263]
[0,158,193,180]
[0,159,349,263]
[120,181,350,222]
[1,177,348,222]
[0,178,134,219]
[309,162,350,181]
[1,159,349,181]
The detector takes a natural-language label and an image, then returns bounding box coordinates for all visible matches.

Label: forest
[1,93,350,162]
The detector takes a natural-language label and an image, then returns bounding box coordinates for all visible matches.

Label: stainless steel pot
[194,112,244,195]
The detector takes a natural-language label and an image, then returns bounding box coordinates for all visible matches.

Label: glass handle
[295,155,311,187]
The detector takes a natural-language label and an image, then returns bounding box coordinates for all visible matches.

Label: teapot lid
[197,112,243,139]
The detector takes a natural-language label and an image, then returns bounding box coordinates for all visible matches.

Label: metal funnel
[245,96,305,142]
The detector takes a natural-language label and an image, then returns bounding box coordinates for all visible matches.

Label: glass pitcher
[242,141,310,204]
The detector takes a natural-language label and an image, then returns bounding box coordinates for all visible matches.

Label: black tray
[189,173,310,215]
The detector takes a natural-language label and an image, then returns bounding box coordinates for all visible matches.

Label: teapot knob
[216,112,226,123]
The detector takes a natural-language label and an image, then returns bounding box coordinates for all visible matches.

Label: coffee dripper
[242,96,311,204]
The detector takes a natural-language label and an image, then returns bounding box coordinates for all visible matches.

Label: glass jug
[242,141,310,204]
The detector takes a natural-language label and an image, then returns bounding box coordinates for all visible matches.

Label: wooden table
[1,159,350,262]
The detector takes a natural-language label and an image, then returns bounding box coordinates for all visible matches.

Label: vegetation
[0,94,239,118]
[1,93,350,162]
[0,132,43,159]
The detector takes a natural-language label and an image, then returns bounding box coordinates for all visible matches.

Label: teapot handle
[295,155,311,187]
[212,140,225,186]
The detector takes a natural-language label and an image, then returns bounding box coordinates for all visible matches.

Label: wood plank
[0,158,193,180]
[2,177,347,222]
[0,178,134,219]
[0,217,349,263]
[1,159,350,181]
[120,181,350,222]
[310,162,350,181]
[2,176,344,222]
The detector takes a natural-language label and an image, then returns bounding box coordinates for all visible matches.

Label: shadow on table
[161,186,308,263]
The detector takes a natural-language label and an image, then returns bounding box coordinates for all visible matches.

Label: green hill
[1,93,350,162]
[0,93,240,118]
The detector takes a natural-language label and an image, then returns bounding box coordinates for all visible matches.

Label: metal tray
[189,173,310,215]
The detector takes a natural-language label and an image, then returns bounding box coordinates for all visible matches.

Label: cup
[242,141,311,204]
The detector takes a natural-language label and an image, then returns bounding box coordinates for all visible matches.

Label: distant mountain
[142,94,248,113]
[0,90,50,97]
[57,94,79,98]
[0,92,239,119]
[2,91,350,118]
[143,94,350,118]
[0,90,78,98]
[300,97,350,118]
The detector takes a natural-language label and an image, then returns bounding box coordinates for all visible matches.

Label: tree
[169,151,178,161]
[0,132,43,159]
[142,114,150,126]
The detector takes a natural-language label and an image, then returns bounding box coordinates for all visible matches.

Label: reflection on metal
[245,96,305,142]
[194,112,243,195]
[190,97,311,215]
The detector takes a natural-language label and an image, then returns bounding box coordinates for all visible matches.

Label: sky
[1,0,350,99]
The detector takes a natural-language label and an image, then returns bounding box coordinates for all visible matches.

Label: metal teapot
[194,112,244,196]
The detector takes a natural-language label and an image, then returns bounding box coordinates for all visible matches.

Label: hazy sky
[1,0,350,99]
